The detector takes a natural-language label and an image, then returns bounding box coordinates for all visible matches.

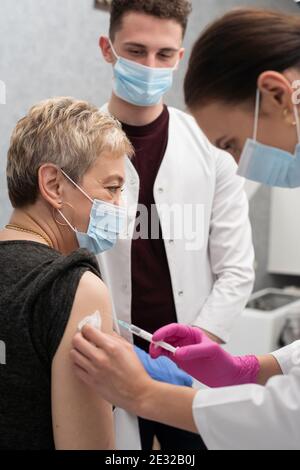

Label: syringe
[118,320,177,355]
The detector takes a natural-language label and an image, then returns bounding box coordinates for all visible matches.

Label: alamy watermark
[115,202,205,251]
[0,340,6,365]
[292,80,300,105]
[0,80,6,105]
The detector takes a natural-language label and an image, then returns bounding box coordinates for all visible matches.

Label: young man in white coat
[97,0,255,449]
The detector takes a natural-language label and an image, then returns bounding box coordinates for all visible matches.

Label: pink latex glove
[150,324,260,388]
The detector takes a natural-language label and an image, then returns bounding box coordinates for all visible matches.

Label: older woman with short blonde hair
[0,97,133,450]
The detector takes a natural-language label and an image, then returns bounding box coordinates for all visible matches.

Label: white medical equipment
[225,287,300,356]
[118,320,177,354]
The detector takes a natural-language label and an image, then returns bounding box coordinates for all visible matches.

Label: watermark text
[0,340,6,365]
[292,80,300,105]
[0,80,6,104]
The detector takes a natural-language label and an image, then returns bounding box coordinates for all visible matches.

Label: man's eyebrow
[123,42,147,48]
[159,47,180,53]
[123,43,179,53]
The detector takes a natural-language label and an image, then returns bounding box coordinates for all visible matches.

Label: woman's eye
[107,186,122,194]
[222,142,235,152]
[221,142,230,150]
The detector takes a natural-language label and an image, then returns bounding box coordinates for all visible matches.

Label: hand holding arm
[71,327,198,433]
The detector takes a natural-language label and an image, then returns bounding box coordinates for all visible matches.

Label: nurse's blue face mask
[237,90,300,188]
[109,39,178,107]
[58,170,126,255]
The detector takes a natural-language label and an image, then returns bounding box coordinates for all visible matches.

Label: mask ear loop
[253,89,261,142]
[61,169,93,204]
[108,39,119,61]
[172,60,180,72]
[53,203,76,232]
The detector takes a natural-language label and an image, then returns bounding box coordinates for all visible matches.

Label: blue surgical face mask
[237,89,300,188]
[109,40,178,107]
[58,171,126,255]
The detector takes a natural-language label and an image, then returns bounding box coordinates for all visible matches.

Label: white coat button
[158,187,164,193]
[178,291,184,297]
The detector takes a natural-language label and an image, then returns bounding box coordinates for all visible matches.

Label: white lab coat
[193,341,300,450]
[98,105,255,344]
[98,104,255,450]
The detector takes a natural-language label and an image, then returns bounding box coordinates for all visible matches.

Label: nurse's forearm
[134,355,281,432]
[257,354,283,385]
[137,381,199,434]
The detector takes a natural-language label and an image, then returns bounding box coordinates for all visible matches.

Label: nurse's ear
[258,71,294,116]
[99,36,115,64]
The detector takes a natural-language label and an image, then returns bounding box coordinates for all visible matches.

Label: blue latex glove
[134,346,193,387]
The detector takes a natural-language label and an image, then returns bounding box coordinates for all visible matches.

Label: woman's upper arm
[51,271,115,450]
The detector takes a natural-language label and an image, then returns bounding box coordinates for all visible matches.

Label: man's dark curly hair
[109,0,192,39]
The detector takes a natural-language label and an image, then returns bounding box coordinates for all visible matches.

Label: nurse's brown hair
[184,8,300,109]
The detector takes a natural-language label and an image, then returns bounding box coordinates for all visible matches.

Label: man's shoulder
[168,106,207,139]
[168,106,196,126]
[168,106,213,152]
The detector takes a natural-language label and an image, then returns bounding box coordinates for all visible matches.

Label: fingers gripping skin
[71,326,153,414]
[71,326,199,435]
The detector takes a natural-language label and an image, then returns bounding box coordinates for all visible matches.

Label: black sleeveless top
[0,241,101,450]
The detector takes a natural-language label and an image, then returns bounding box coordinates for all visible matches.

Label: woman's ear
[258,71,294,114]
[38,164,63,209]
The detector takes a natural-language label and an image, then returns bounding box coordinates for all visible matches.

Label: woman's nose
[114,194,122,206]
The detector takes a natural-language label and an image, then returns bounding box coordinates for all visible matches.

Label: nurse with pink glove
[150,324,260,388]
[71,8,300,449]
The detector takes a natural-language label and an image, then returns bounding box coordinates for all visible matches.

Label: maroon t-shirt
[122,106,178,351]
